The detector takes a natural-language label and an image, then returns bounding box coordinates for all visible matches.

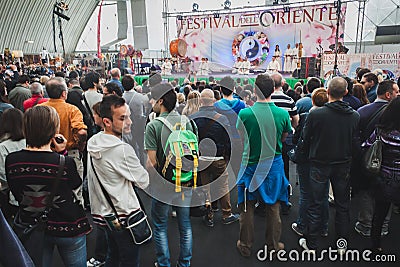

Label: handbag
[90,157,152,245]
[362,129,382,174]
[287,137,308,164]
[13,155,65,266]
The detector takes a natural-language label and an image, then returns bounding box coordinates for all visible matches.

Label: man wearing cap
[145,83,195,267]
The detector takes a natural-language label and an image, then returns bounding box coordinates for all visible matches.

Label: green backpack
[155,116,199,193]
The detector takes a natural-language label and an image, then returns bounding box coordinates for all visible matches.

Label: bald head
[200,89,215,106]
[271,73,283,90]
[111,68,121,79]
[327,77,348,100]
[30,82,43,95]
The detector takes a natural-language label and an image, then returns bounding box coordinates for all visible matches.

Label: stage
[133,72,310,89]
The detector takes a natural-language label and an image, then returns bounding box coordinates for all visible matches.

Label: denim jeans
[306,162,351,250]
[42,234,87,267]
[296,163,329,234]
[152,190,192,267]
[104,227,140,267]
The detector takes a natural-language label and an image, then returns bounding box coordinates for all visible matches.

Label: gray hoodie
[87,132,149,224]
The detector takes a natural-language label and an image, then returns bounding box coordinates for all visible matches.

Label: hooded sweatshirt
[302,101,359,165]
[214,98,246,139]
[87,132,149,225]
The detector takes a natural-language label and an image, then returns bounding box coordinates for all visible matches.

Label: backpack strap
[173,142,182,193]
[189,142,198,189]
[154,117,174,132]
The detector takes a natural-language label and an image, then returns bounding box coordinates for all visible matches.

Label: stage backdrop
[322,52,400,78]
[176,3,346,69]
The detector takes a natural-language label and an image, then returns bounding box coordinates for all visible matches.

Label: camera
[55,136,64,144]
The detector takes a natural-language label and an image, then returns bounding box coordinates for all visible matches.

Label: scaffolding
[355,0,367,53]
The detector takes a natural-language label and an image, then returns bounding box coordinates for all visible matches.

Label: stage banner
[322,52,400,78]
[176,3,346,68]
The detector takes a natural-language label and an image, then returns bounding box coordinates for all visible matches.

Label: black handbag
[90,157,152,245]
[287,137,308,164]
[13,155,65,266]
[362,129,382,174]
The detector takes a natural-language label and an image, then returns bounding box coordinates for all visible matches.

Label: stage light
[192,3,199,12]
[213,12,220,18]
[334,1,339,8]
[223,0,231,9]
[283,6,290,13]
[55,1,69,11]
[321,5,328,12]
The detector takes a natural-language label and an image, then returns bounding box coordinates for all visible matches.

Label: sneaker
[320,230,329,237]
[291,222,304,237]
[87,258,105,267]
[299,238,316,255]
[381,229,389,236]
[222,213,239,225]
[236,240,251,258]
[203,215,214,227]
[354,222,370,237]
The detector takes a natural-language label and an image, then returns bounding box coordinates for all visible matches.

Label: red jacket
[23,95,49,111]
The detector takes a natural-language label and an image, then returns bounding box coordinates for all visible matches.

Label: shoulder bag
[90,157,152,245]
[362,129,382,174]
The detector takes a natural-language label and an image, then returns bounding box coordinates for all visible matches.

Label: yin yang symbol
[239,36,260,61]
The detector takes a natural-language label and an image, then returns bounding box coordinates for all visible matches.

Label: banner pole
[333,0,341,76]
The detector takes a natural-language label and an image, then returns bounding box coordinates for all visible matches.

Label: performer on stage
[329,42,349,54]
[267,56,281,73]
[284,44,293,73]
[232,57,243,74]
[273,45,282,72]
[161,58,172,75]
[198,57,210,76]
[241,57,251,75]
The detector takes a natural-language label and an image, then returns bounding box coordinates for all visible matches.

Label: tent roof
[0,0,100,55]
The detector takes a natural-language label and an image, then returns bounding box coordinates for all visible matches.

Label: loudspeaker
[299,57,316,78]
[131,0,149,49]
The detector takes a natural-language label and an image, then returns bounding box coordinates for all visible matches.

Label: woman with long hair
[353,83,369,106]
[367,97,400,254]
[182,90,201,116]
[0,108,25,218]
[6,106,91,266]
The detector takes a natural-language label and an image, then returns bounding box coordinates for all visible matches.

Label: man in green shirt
[236,74,291,258]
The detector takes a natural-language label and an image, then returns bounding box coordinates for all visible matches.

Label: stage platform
[133,73,314,89]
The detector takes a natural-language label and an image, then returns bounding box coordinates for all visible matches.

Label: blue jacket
[214,98,246,139]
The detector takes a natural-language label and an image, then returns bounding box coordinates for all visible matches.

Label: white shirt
[268,60,281,72]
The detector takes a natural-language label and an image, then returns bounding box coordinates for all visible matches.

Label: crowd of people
[0,62,399,267]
